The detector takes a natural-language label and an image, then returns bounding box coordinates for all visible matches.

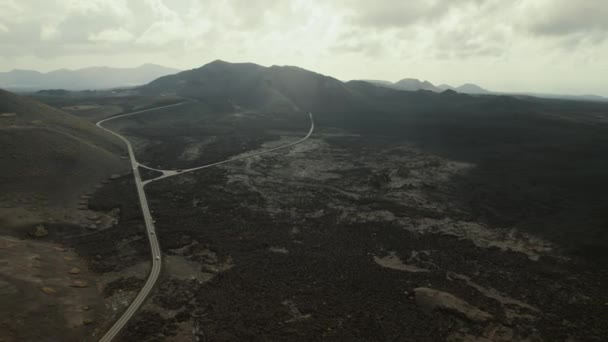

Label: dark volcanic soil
[119,130,608,341]
[22,93,607,341]
[103,102,308,169]
[65,176,150,273]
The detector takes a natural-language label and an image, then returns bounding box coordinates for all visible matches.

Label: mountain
[143,60,539,132]
[141,60,359,115]
[438,84,457,91]
[0,89,126,204]
[502,91,608,103]
[391,80,489,94]
[0,64,180,91]
[142,60,541,124]
[439,83,490,94]
[456,83,490,94]
[357,78,442,92]
[362,78,492,95]
[146,61,567,121]
[393,78,440,92]
[361,79,394,87]
[360,78,607,100]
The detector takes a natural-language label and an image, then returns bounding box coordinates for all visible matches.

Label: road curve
[95,104,314,341]
[144,112,315,184]
[95,103,190,342]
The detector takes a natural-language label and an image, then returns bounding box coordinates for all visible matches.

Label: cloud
[520,0,608,38]
[0,0,511,61]
[89,28,134,43]
[327,0,509,61]
[330,30,388,58]
[136,21,184,46]
[341,0,445,29]
[337,0,489,29]
[433,27,508,59]
[0,0,603,61]
[40,24,59,41]
[0,0,22,18]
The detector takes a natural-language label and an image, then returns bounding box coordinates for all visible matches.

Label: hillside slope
[141,60,361,115]
[0,89,126,206]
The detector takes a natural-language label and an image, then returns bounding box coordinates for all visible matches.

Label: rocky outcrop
[414,287,493,322]
[40,286,57,295]
[70,280,89,288]
[32,225,48,238]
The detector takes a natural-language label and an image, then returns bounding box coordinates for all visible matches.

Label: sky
[0,0,607,96]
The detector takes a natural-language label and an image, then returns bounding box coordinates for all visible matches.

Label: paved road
[95,103,314,341]
[95,102,189,342]
[142,112,315,184]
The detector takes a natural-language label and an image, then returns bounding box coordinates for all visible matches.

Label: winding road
[95,102,314,342]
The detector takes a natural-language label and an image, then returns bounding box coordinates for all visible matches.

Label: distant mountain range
[361,78,608,102]
[361,79,490,94]
[0,64,180,91]
[3,60,604,102]
[139,60,541,124]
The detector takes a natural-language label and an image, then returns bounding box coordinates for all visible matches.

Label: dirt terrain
[0,173,153,341]
[0,235,101,341]
[0,90,136,341]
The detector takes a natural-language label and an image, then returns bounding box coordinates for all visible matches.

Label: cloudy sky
[1,0,607,95]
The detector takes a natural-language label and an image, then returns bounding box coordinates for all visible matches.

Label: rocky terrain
[111,124,607,341]
[3,60,608,341]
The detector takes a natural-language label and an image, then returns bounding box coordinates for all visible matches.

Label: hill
[456,83,490,94]
[0,89,126,208]
[141,60,359,115]
[140,60,551,128]
[362,78,441,92]
[437,84,456,91]
[393,78,441,92]
[140,60,608,127]
[360,79,393,86]
[362,79,490,95]
[0,64,180,91]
